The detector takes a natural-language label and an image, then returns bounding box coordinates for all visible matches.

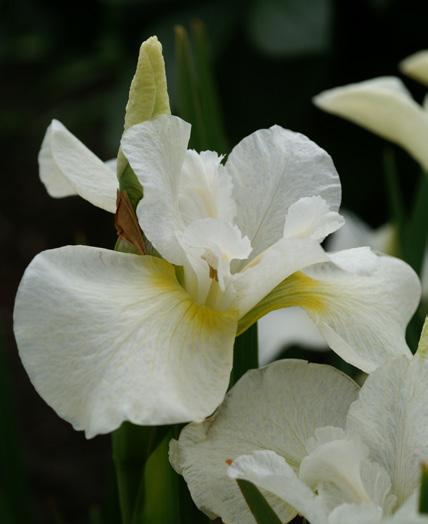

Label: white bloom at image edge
[170,321,428,524]
[13,114,420,437]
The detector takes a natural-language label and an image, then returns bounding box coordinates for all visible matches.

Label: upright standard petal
[170,360,359,524]
[14,246,238,437]
[400,50,428,87]
[347,355,428,507]
[225,125,341,259]
[240,248,420,372]
[121,115,191,264]
[314,77,428,171]
[38,120,118,212]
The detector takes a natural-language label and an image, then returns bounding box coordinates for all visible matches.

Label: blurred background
[1,0,428,522]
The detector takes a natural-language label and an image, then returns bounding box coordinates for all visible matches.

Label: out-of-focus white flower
[14,112,420,438]
[171,322,428,524]
[313,76,428,171]
[400,50,428,87]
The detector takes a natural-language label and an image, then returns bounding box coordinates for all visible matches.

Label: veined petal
[178,218,251,292]
[328,503,383,524]
[228,450,328,524]
[170,360,359,524]
[400,50,428,87]
[314,76,428,171]
[121,115,191,264]
[233,237,328,320]
[241,248,420,372]
[347,355,428,507]
[38,120,118,212]
[225,125,341,259]
[14,246,238,437]
[258,308,326,365]
[179,150,236,224]
[283,196,344,242]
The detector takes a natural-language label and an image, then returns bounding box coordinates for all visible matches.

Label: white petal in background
[38,120,118,212]
[314,77,428,171]
[226,125,341,259]
[14,246,238,437]
[170,360,359,524]
[400,50,428,87]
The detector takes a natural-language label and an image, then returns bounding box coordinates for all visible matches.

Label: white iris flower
[313,51,428,171]
[13,113,420,439]
[171,322,428,524]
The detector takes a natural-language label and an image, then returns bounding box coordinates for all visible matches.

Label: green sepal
[236,479,282,524]
[117,36,171,208]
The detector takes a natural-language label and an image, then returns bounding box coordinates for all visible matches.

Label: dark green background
[1,0,427,521]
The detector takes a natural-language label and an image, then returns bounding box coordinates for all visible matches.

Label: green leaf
[236,479,282,524]
[174,23,228,153]
[231,322,259,385]
[174,25,207,151]
[403,172,428,274]
[133,432,180,524]
[190,20,227,153]
[112,423,166,524]
[383,147,405,256]
[419,463,428,514]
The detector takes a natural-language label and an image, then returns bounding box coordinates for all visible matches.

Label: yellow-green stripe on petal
[237,272,325,336]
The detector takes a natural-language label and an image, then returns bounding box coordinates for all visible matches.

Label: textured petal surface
[302,248,420,372]
[314,77,428,170]
[283,196,344,242]
[38,120,118,212]
[328,503,383,524]
[258,307,326,365]
[400,50,428,87]
[14,246,238,437]
[170,360,359,524]
[121,115,191,264]
[225,125,341,259]
[347,355,428,507]
[233,237,328,320]
[229,450,328,524]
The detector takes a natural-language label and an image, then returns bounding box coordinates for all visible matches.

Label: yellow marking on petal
[145,256,238,333]
[416,317,428,360]
[237,271,326,336]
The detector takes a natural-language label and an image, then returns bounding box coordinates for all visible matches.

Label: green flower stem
[383,147,405,256]
[231,323,259,386]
